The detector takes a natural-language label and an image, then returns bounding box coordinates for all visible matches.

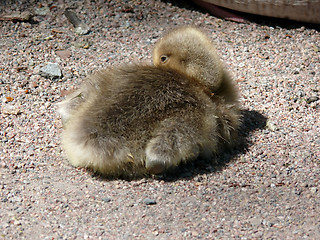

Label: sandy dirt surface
[0,0,319,239]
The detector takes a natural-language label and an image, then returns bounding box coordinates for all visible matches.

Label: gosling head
[153,26,224,91]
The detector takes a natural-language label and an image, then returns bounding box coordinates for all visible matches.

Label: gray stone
[143,198,157,205]
[306,96,319,104]
[75,23,90,35]
[39,63,62,80]
[102,197,111,203]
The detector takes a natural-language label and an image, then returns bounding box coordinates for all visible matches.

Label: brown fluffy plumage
[58,26,240,178]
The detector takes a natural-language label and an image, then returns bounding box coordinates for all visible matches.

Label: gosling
[58,26,240,178]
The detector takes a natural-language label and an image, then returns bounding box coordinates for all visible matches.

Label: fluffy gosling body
[59,26,240,178]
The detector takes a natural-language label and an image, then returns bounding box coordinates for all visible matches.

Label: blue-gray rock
[39,63,62,80]
[143,198,157,205]
[102,197,111,203]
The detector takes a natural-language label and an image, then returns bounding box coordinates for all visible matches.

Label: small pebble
[39,63,62,80]
[306,96,319,104]
[293,68,300,74]
[1,104,20,115]
[143,198,157,205]
[56,50,72,59]
[102,197,111,203]
[310,187,317,194]
[75,23,90,35]
[250,217,262,227]
[297,90,305,98]
[0,162,7,168]
[72,42,91,49]
[266,120,279,131]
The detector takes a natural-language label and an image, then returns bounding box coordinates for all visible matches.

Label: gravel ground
[1,0,319,239]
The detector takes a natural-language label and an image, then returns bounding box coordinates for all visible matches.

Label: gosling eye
[160,55,169,64]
